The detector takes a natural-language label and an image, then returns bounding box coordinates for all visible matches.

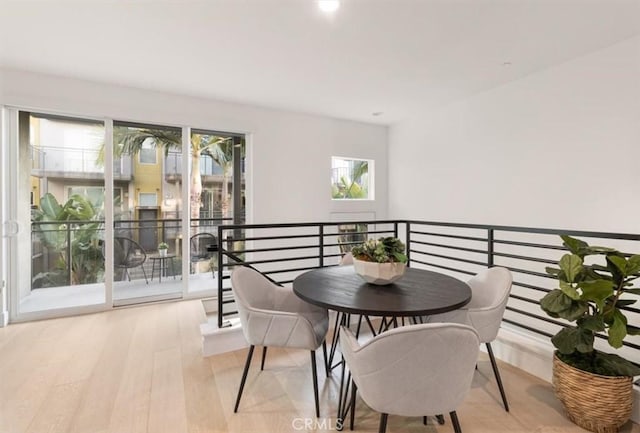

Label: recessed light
[502,61,512,67]
[318,0,340,13]
[372,112,383,117]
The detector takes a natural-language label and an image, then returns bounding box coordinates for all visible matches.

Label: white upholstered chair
[230,266,329,417]
[426,266,513,411]
[340,323,480,433]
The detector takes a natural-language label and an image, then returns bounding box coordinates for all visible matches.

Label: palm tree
[112,127,232,222]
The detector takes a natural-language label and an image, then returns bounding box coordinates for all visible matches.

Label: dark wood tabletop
[293,265,471,317]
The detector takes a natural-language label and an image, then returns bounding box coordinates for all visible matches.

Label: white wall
[388,36,640,233]
[0,68,388,225]
[0,72,7,326]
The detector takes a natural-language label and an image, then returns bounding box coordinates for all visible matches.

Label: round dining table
[293,264,472,430]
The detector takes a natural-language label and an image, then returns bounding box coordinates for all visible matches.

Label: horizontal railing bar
[509,294,541,305]
[493,251,558,265]
[219,219,401,231]
[262,266,322,275]
[221,311,237,317]
[503,266,554,279]
[409,249,488,267]
[512,280,552,293]
[243,233,319,242]
[407,220,640,241]
[502,318,556,339]
[506,306,567,327]
[230,244,319,254]
[409,230,487,243]
[493,238,565,251]
[220,255,320,266]
[410,240,488,255]
[409,258,477,276]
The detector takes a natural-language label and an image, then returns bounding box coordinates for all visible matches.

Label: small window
[139,139,157,164]
[331,157,373,200]
[139,192,157,207]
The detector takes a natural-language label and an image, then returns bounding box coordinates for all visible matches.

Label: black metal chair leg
[234,345,255,413]
[450,411,462,433]
[378,413,388,433]
[260,346,267,371]
[322,340,330,377]
[423,416,427,425]
[349,381,357,430]
[486,342,509,412]
[436,414,445,424]
[311,350,320,417]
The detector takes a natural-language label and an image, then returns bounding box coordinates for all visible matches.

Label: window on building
[139,139,157,164]
[139,192,157,207]
[331,157,373,200]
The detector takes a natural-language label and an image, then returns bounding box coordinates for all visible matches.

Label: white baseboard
[493,324,640,425]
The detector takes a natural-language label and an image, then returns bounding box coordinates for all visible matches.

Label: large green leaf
[561,235,588,256]
[627,255,640,276]
[559,254,582,282]
[39,193,62,219]
[552,327,594,354]
[560,281,580,300]
[578,279,614,310]
[607,255,629,277]
[608,310,628,349]
[578,316,605,332]
[541,290,589,321]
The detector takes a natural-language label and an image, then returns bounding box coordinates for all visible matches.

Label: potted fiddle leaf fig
[540,235,640,433]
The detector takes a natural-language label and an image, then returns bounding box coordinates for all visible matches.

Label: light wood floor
[1,300,638,433]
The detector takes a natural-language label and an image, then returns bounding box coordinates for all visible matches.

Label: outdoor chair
[426,266,513,411]
[113,236,149,284]
[190,232,217,276]
[231,266,329,417]
[340,323,479,433]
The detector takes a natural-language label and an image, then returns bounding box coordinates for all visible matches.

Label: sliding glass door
[7,109,246,319]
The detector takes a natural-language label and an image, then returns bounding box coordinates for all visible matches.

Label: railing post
[67,224,72,284]
[217,224,224,328]
[405,221,411,267]
[319,224,324,268]
[487,228,494,267]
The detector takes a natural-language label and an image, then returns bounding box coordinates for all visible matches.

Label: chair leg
[349,380,357,430]
[140,265,149,284]
[260,346,267,371]
[423,416,427,425]
[321,340,330,377]
[436,414,445,424]
[486,342,509,412]
[310,350,320,418]
[450,411,462,433]
[234,345,255,413]
[378,413,388,433]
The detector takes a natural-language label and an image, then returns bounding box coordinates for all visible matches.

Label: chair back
[190,232,217,260]
[466,267,512,343]
[341,323,479,416]
[231,266,276,314]
[113,236,146,268]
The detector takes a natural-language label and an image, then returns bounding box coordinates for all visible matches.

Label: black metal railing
[215,219,640,366]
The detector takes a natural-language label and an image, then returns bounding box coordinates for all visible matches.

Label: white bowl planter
[353,258,406,285]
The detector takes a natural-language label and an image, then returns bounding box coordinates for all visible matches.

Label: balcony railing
[215,219,640,368]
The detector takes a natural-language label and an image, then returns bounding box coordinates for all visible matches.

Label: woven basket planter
[552,353,633,433]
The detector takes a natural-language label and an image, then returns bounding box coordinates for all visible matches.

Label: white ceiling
[1,0,639,125]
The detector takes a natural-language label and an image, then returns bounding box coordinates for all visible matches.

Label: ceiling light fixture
[318,0,340,13]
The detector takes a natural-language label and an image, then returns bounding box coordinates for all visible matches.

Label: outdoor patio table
[293,265,471,430]
[150,254,177,282]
